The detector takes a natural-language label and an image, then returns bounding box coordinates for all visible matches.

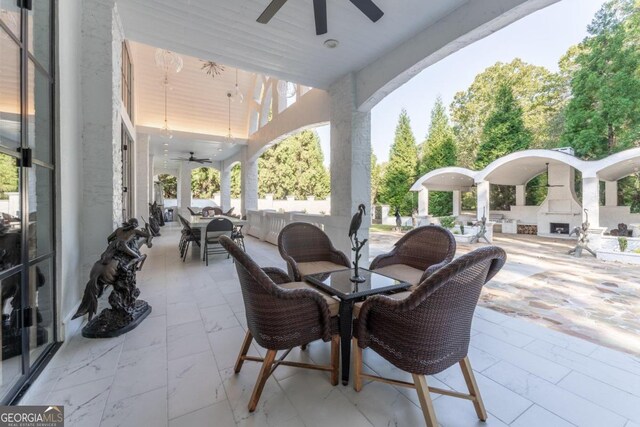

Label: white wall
[600,206,640,231]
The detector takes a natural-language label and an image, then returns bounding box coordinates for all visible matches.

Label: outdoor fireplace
[550,222,570,234]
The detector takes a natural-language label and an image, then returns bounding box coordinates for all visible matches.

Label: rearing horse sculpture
[73,219,154,337]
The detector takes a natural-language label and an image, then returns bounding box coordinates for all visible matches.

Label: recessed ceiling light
[218,148,223,152]
[163,143,169,146]
[324,39,339,48]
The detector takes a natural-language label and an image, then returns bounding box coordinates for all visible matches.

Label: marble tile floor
[19,224,640,427]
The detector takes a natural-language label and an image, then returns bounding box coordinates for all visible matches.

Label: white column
[452,190,461,217]
[148,154,155,203]
[220,162,232,211]
[582,177,600,228]
[477,181,490,220]
[418,188,429,216]
[135,134,150,218]
[328,73,371,261]
[605,181,618,207]
[516,185,526,206]
[241,147,258,214]
[178,162,193,212]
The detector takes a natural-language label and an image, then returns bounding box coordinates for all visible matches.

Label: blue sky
[315,0,607,166]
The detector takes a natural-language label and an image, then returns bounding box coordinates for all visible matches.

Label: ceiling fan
[530,163,564,189]
[257,0,384,36]
[171,152,212,164]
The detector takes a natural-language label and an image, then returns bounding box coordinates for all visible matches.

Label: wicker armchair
[353,246,506,426]
[219,236,340,412]
[278,222,351,281]
[369,225,456,288]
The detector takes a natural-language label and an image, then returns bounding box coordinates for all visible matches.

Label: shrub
[618,237,628,252]
[440,216,456,229]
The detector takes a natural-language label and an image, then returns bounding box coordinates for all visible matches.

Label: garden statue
[610,223,629,237]
[568,209,596,258]
[395,207,402,231]
[148,202,162,236]
[470,208,490,244]
[72,218,154,338]
[348,204,367,283]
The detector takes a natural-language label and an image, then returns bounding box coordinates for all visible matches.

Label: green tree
[230,164,241,198]
[451,59,566,167]
[157,174,177,199]
[0,155,18,199]
[475,84,532,169]
[191,167,220,199]
[371,153,384,205]
[258,130,330,199]
[380,110,419,214]
[419,97,458,216]
[562,0,640,159]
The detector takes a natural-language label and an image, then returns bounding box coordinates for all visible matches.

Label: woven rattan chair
[352,246,506,427]
[278,222,350,281]
[369,225,456,289]
[219,236,340,412]
[186,207,200,216]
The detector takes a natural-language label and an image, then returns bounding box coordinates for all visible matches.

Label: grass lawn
[369,224,413,232]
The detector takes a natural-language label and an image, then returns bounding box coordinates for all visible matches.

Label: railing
[245,210,330,245]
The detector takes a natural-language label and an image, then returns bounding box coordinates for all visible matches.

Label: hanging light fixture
[155,49,183,140]
[234,68,244,103]
[226,91,233,143]
[160,75,173,139]
[277,80,297,99]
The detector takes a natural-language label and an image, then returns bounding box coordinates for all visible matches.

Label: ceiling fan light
[323,39,339,48]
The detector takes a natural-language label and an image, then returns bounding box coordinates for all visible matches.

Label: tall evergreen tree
[258,130,330,199]
[370,153,384,205]
[419,97,458,216]
[562,0,640,159]
[380,110,419,214]
[475,84,532,169]
[191,167,220,198]
[230,164,241,198]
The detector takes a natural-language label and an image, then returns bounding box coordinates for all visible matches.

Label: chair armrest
[329,249,351,268]
[369,252,397,270]
[262,267,292,285]
[420,259,450,283]
[271,285,334,342]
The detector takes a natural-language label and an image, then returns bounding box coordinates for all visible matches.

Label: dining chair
[203,218,234,265]
[231,224,246,251]
[369,225,456,289]
[352,246,506,427]
[278,222,350,281]
[219,236,340,412]
[178,215,201,262]
[224,207,235,216]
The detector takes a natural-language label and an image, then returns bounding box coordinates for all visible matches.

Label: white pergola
[411,148,640,233]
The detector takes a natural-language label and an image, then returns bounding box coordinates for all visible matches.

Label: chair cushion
[372,264,424,288]
[353,291,412,318]
[297,261,348,278]
[278,282,340,317]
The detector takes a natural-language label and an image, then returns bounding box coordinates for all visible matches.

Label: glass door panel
[28,165,52,259]
[0,28,21,151]
[27,258,53,363]
[27,0,50,71]
[0,271,23,402]
[0,0,20,39]
[28,60,52,164]
[0,152,21,274]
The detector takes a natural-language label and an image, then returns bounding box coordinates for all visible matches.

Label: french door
[0,0,57,403]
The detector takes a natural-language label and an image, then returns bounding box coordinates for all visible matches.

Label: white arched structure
[412,148,640,235]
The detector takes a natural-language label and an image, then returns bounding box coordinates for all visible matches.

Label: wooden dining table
[184,214,247,255]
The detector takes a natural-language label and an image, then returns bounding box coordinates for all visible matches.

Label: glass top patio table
[304,268,410,301]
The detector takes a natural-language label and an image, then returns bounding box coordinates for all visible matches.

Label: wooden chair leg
[248,349,276,412]
[460,356,487,421]
[353,337,363,391]
[330,335,340,386]
[234,331,253,373]
[412,374,438,427]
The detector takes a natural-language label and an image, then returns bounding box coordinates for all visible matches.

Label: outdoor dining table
[185,214,247,255]
[304,268,411,385]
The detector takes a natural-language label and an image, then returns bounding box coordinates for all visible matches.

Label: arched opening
[157,173,177,201]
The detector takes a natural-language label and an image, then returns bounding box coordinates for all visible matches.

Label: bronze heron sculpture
[349,204,367,283]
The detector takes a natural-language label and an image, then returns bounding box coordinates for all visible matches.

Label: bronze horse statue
[73,220,153,322]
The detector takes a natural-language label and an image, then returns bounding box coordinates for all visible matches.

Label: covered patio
[19,225,640,427]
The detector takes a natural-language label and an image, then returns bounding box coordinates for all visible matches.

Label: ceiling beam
[137,125,248,145]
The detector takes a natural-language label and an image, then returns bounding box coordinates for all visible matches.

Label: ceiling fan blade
[349,0,383,22]
[257,0,288,24]
[313,0,327,35]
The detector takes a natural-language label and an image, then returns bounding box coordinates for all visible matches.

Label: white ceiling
[117,0,469,89]
[149,132,242,170]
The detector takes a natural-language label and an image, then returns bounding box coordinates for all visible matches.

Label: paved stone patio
[371,231,640,356]
[18,225,640,426]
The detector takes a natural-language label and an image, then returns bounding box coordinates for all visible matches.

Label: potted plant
[618,236,628,252]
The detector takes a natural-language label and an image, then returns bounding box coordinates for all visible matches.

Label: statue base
[82,300,152,338]
[350,275,366,283]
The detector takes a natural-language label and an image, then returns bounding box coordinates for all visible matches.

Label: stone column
[178,162,193,212]
[241,146,258,214]
[135,134,150,217]
[476,181,490,220]
[220,162,232,211]
[328,73,371,260]
[452,190,461,217]
[605,180,618,207]
[515,185,526,206]
[148,154,155,202]
[418,188,429,216]
[582,177,600,228]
